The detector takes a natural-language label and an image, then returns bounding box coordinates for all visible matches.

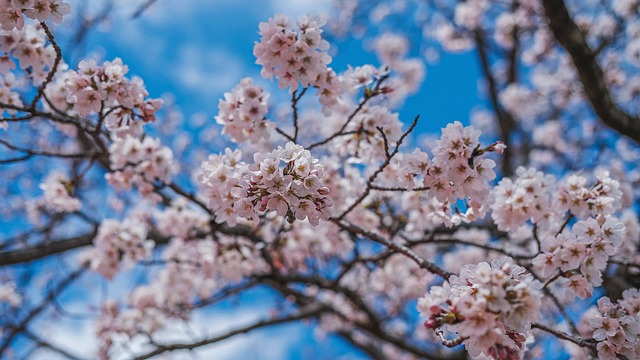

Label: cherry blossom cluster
[45,58,163,137]
[424,121,498,223]
[0,0,70,31]
[215,77,272,143]
[390,148,431,190]
[154,198,210,240]
[335,105,403,161]
[577,290,640,359]
[370,33,425,103]
[371,122,503,229]
[95,299,166,360]
[0,24,54,85]
[418,257,542,360]
[105,135,175,198]
[0,74,21,121]
[196,148,246,225]
[95,234,268,357]
[87,218,153,280]
[617,209,640,265]
[342,64,384,94]
[261,219,353,271]
[38,171,81,213]
[339,247,435,315]
[253,14,343,112]
[315,289,369,334]
[532,215,626,300]
[0,280,21,310]
[554,170,624,218]
[492,168,625,234]
[491,167,556,232]
[199,142,332,226]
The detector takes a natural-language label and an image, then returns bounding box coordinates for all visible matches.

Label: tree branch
[133,306,325,360]
[541,0,640,143]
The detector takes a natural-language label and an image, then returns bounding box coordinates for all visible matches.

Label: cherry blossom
[198,142,332,226]
[215,77,272,144]
[418,257,542,360]
[87,217,153,280]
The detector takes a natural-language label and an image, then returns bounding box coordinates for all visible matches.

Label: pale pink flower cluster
[0,281,21,308]
[418,257,542,360]
[88,218,153,280]
[45,58,163,137]
[197,148,248,225]
[95,299,166,360]
[613,0,640,18]
[368,252,436,312]
[253,14,343,112]
[315,289,369,333]
[391,148,431,190]
[617,209,640,265]
[0,74,22,118]
[425,121,497,223]
[95,234,269,357]
[373,123,502,229]
[498,84,541,124]
[254,14,331,91]
[454,0,489,30]
[492,168,625,234]
[370,33,425,102]
[580,290,640,359]
[532,215,626,300]
[198,142,332,226]
[0,0,70,31]
[154,198,210,240]
[342,64,385,94]
[372,33,409,64]
[0,24,54,84]
[337,105,403,161]
[554,170,623,218]
[430,21,474,52]
[105,135,175,197]
[39,171,81,213]
[491,167,556,232]
[265,220,353,270]
[216,77,272,143]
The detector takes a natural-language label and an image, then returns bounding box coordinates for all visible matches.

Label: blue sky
[62,0,483,136]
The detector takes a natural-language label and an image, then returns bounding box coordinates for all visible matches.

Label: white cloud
[30,303,306,360]
[173,45,245,97]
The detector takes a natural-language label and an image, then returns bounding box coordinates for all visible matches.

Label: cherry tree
[1,0,639,359]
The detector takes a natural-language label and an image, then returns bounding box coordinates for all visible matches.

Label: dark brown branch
[275,126,295,142]
[133,306,324,360]
[337,115,419,220]
[0,232,96,266]
[0,139,94,162]
[333,219,453,280]
[541,0,640,143]
[0,266,86,356]
[474,29,516,176]
[30,23,63,109]
[22,330,86,360]
[131,0,159,19]
[307,74,389,150]
[291,87,307,143]
[532,322,596,350]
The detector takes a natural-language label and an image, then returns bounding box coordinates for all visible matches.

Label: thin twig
[31,23,63,109]
[133,306,324,360]
[333,219,453,280]
[337,115,419,220]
